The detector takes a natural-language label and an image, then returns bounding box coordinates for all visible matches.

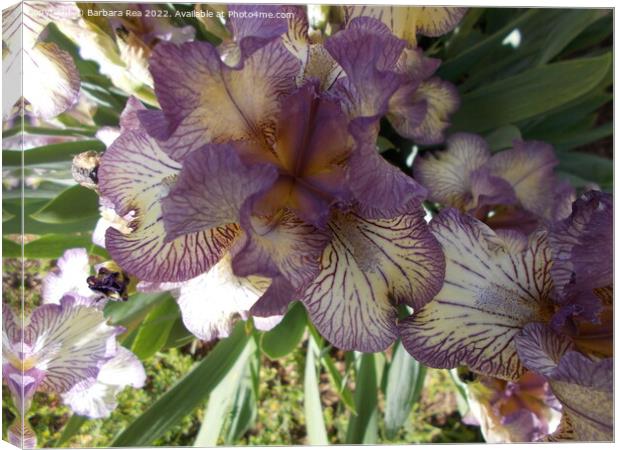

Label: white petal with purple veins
[42,248,92,304]
[25,296,121,393]
[303,204,444,352]
[400,210,553,380]
[98,129,237,282]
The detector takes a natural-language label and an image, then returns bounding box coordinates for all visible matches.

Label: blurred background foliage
[2,5,612,446]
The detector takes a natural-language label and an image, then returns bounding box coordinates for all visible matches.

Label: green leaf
[163,317,195,350]
[438,9,539,81]
[304,336,329,445]
[55,415,88,446]
[345,353,378,444]
[18,234,93,259]
[553,124,612,152]
[377,136,396,153]
[130,296,180,360]
[557,151,612,190]
[2,238,20,258]
[30,185,99,224]
[384,342,427,439]
[259,301,307,359]
[224,358,258,444]
[3,209,15,222]
[193,339,255,446]
[449,369,471,419]
[536,10,605,65]
[484,125,522,152]
[307,325,356,414]
[112,323,251,446]
[104,292,171,339]
[451,53,611,133]
[3,140,105,167]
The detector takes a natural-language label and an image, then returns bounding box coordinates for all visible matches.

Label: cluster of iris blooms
[2,4,612,444]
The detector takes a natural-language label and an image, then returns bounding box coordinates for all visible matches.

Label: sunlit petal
[303,203,444,352]
[145,39,299,160]
[400,209,553,380]
[98,127,237,282]
[516,323,613,441]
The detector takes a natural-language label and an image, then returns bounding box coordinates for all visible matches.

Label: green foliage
[384,342,427,439]
[2,6,612,447]
[304,337,329,445]
[260,301,307,359]
[131,296,181,360]
[112,323,251,446]
[345,353,378,444]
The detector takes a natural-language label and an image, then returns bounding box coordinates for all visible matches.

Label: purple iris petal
[486,139,566,221]
[301,201,444,352]
[347,118,427,218]
[549,190,612,299]
[343,6,467,45]
[249,275,297,317]
[161,143,278,242]
[413,133,493,210]
[231,209,331,294]
[548,190,612,328]
[325,17,406,119]
[99,125,237,282]
[244,82,352,228]
[515,323,613,441]
[142,39,299,160]
[225,5,288,66]
[400,209,553,381]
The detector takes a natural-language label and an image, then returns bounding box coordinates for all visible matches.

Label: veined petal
[515,323,613,441]
[61,377,120,419]
[63,346,145,418]
[250,83,352,228]
[25,296,121,394]
[387,48,442,139]
[119,96,148,132]
[41,248,92,304]
[232,210,331,292]
[8,418,37,449]
[344,6,466,46]
[347,119,427,218]
[96,346,145,388]
[549,190,613,299]
[325,17,405,119]
[24,41,80,119]
[3,303,21,345]
[161,144,278,242]
[174,255,275,341]
[413,133,492,210]
[99,128,237,282]
[486,140,559,218]
[225,5,288,66]
[3,5,23,121]
[145,39,299,160]
[302,203,445,352]
[249,275,296,317]
[400,209,554,381]
[408,77,459,145]
[548,191,612,330]
[386,83,428,139]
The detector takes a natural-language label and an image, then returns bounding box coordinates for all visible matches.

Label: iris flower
[94,8,460,351]
[414,133,576,233]
[400,190,613,440]
[463,371,561,442]
[2,249,145,447]
[2,2,80,120]
[56,3,195,106]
